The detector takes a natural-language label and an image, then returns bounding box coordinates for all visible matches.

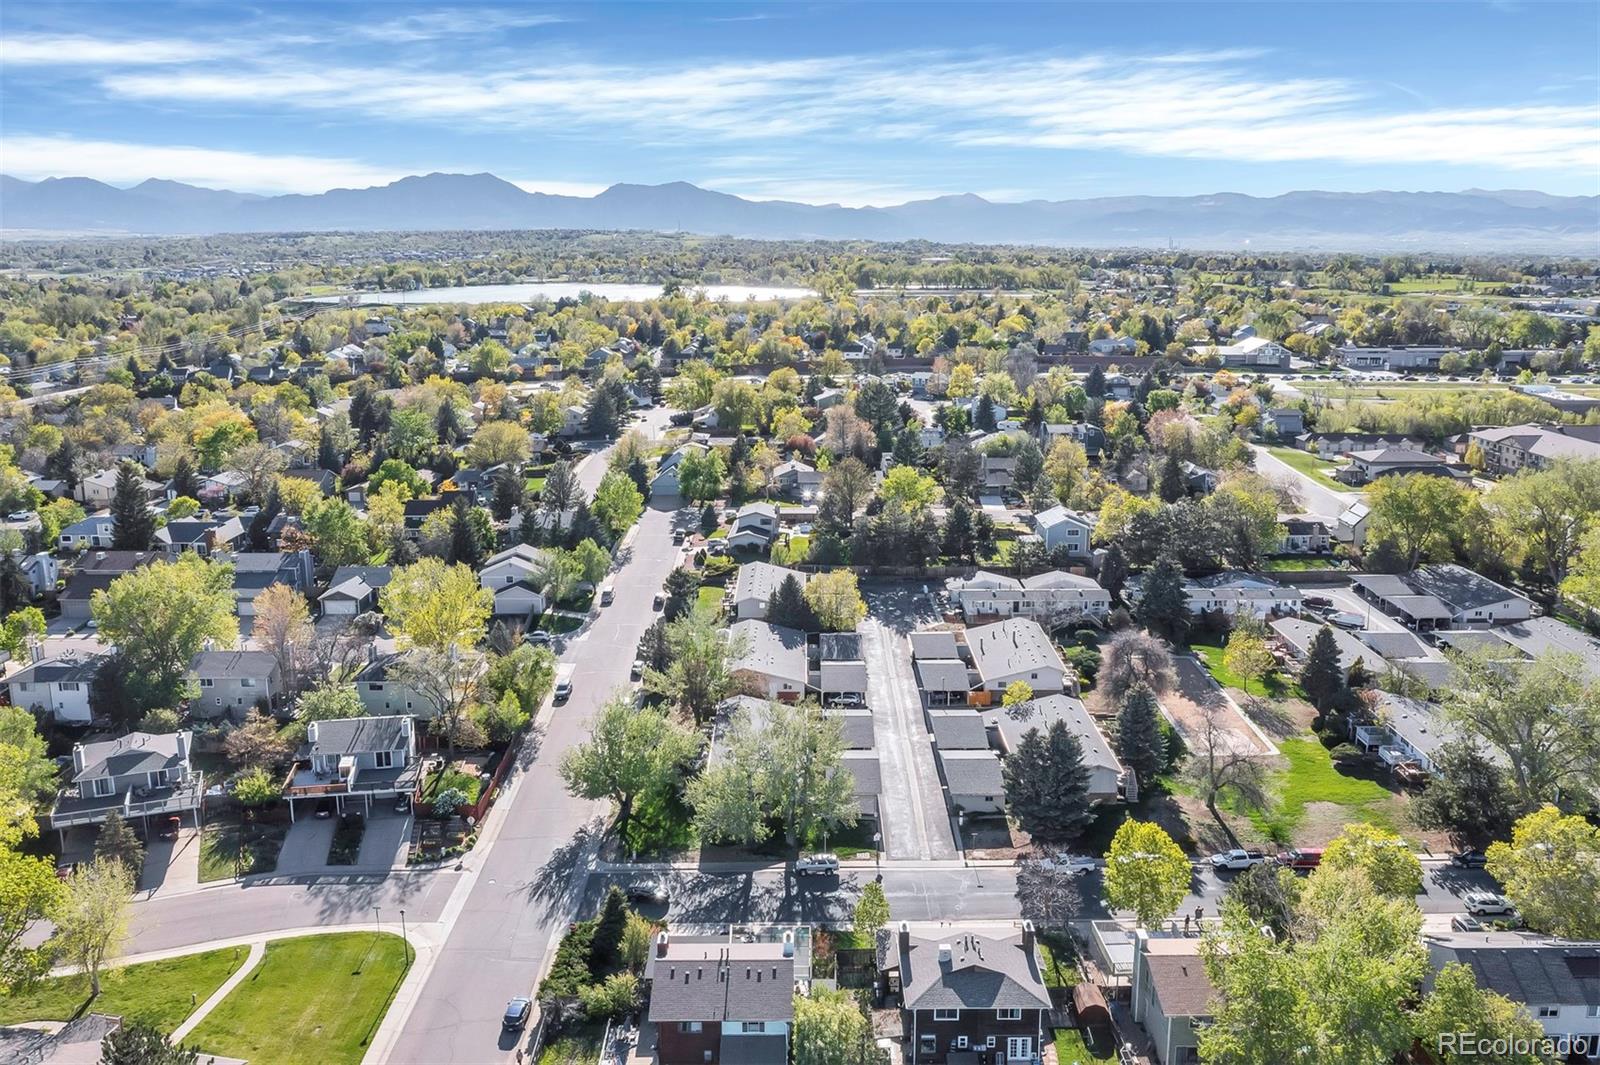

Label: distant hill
[3,171,1596,252]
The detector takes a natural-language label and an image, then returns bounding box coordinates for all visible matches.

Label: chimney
[782,931,795,958]
[1021,920,1036,956]
[937,943,952,965]
[656,931,670,958]
[898,921,910,959]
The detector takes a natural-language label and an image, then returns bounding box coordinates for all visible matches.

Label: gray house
[284,715,421,819]
[49,730,203,840]
[189,650,282,721]
[1131,931,1214,1065]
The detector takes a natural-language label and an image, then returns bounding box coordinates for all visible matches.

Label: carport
[915,658,973,707]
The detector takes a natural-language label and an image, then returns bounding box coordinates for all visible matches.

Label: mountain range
[3,172,1596,252]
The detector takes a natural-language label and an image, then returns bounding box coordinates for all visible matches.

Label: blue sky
[2,1,1597,205]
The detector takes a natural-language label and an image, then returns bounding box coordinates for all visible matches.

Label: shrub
[432,787,468,817]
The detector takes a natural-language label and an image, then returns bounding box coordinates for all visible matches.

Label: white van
[554,663,576,702]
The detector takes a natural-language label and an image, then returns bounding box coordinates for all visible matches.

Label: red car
[156,816,181,840]
[1275,848,1323,871]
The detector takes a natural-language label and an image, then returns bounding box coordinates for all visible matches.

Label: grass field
[199,819,287,882]
[1190,641,1298,698]
[535,612,585,634]
[422,765,484,807]
[1055,1027,1116,1064]
[1254,737,1394,840]
[1260,557,1342,571]
[0,948,247,1029]
[696,585,725,615]
[190,933,412,1065]
[1264,445,1345,489]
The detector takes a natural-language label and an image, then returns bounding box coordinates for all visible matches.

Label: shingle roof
[818,633,862,661]
[898,927,1051,1012]
[9,654,107,687]
[648,942,795,1023]
[1427,934,1599,1007]
[929,711,991,750]
[915,658,972,693]
[307,716,409,758]
[966,618,1064,684]
[191,650,276,679]
[732,562,808,607]
[936,749,1005,796]
[74,731,187,782]
[910,630,960,660]
[1412,564,1528,613]
[1141,939,1216,1017]
[729,621,809,685]
[983,695,1120,775]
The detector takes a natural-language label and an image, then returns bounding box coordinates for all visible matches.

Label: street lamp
[400,909,409,965]
[873,832,882,873]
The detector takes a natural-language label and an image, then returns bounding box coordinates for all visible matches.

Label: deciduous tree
[793,988,872,1065]
[592,471,644,541]
[1320,823,1422,898]
[253,583,312,694]
[803,569,865,632]
[560,692,701,840]
[381,558,493,653]
[1103,820,1190,928]
[1486,805,1600,940]
[92,555,236,712]
[52,858,132,997]
[0,848,65,992]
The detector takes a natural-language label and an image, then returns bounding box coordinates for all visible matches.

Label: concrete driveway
[275,816,334,875]
[359,810,413,869]
[1160,654,1275,757]
[139,826,200,896]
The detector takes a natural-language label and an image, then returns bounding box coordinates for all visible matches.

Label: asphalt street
[1250,442,1361,522]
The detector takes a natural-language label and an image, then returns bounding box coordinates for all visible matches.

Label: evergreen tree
[1115,683,1165,785]
[46,436,81,491]
[590,885,631,970]
[972,510,997,561]
[768,573,818,631]
[1134,555,1190,642]
[1085,365,1107,398]
[93,810,145,876]
[541,460,581,513]
[1002,720,1093,843]
[974,394,998,432]
[435,401,464,446]
[1099,543,1129,599]
[942,501,976,561]
[625,454,652,499]
[567,502,605,549]
[1012,438,1044,496]
[1157,452,1186,503]
[0,553,28,615]
[247,485,281,551]
[168,455,199,501]
[447,497,487,568]
[586,387,620,438]
[891,426,924,469]
[491,463,524,521]
[110,462,156,550]
[1411,740,1523,851]
[317,423,342,473]
[349,387,376,446]
[662,567,701,621]
[1299,625,1346,713]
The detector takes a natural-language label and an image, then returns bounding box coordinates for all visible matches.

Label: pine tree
[1134,555,1190,642]
[768,573,818,630]
[1157,452,1186,503]
[317,424,341,473]
[1299,625,1346,713]
[1002,720,1093,843]
[447,497,486,568]
[110,462,156,550]
[47,436,82,491]
[0,553,28,615]
[625,454,652,499]
[975,394,998,432]
[349,387,376,446]
[586,387,620,438]
[168,455,199,501]
[541,460,581,513]
[94,810,145,876]
[1115,683,1165,785]
[436,401,464,446]
[1099,543,1129,599]
[491,463,524,521]
[1085,365,1107,398]
[247,485,281,551]
[972,511,997,561]
[942,501,975,561]
[590,886,630,969]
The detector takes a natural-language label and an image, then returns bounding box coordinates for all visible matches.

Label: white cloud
[353,10,568,42]
[0,136,407,195]
[0,34,233,65]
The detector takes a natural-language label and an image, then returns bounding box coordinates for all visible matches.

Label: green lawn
[190,933,412,1065]
[422,765,484,807]
[199,818,287,882]
[696,585,725,616]
[1264,446,1345,490]
[538,1022,606,1065]
[1037,933,1080,990]
[770,534,809,565]
[0,948,248,1029]
[1254,737,1394,839]
[1260,557,1341,571]
[1190,642,1299,698]
[1055,1028,1116,1064]
[535,612,585,634]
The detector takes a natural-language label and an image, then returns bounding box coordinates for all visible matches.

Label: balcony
[50,774,205,829]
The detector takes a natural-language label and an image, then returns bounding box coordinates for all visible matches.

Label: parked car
[502,997,533,1031]
[524,631,553,647]
[652,592,665,610]
[6,510,32,522]
[630,659,643,680]
[1449,850,1488,868]
[1209,849,1270,870]
[1304,595,1333,609]
[1327,611,1364,629]
[1450,915,1485,932]
[1038,854,1097,877]
[1464,891,1515,916]
[794,853,840,876]
[672,528,686,544]
[626,880,669,905]
[156,815,181,840]
[1275,847,1323,871]
[314,797,335,818]
[827,693,865,709]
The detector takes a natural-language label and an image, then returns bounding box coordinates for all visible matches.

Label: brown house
[882,922,1052,1065]
[645,931,795,1065]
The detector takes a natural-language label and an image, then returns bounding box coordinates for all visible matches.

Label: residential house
[1180,462,1218,495]
[1353,564,1531,630]
[1088,336,1137,356]
[815,631,868,703]
[1335,500,1371,547]
[57,550,153,619]
[1212,336,1291,369]
[320,564,392,616]
[76,467,155,508]
[771,460,823,502]
[1339,447,1462,485]
[1271,618,1382,676]
[197,470,250,506]
[400,493,461,541]
[1131,932,1215,1065]
[1276,516,1331,555]
[57,514,117,552]
[652,444,708,497]
[1467,423,1600,475]
[1423,932,1600,1055]
[1351,692,1478,776]
[730,562,810,622]
[728,620,809,701]
[939,747,1006,814]
[5,653,106,724]
[155,515,245,558]
[1301,431,1430,459]
[280,467,337,496]
[1264,407,1305,437]
[981,456,1017,493]
[228,550,314,617]
[478,543,549,618]
[727,503,779,552]
[12,551,58,596]
[966,618,1069,697]
[48,730,203,838]
[912,629,977,707]
[190,650,281,721]
[1039,421,1105,461]
[982,694,1123,801]
[1031,505,1094,557]
[883,922,1052,1065]
[353,654,429,716]
[1129,571,1301,619]
[815,387,846,410]
[1435,615,1600,681]
[284,715,422,819]
[644,931,795,1065]
[946,570,1110,624]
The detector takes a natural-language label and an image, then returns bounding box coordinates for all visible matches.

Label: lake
[304,281,817,306]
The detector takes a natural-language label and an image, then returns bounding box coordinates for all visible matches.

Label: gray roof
[74,731,188,782]
[910,630,961,660]
[842,750,882,799]
[732,562,808,606]
[1142,941,1216,1017]
[191,650,276,679]
[648,941,795,1023]
[1356,629,1433,660]
[915,658,973,693]
[307,715,409,758]
[1448,616,1600,679]
[9,654,107,687]
[327,564,393,592]
[1271,618,1383,674]
[826,707,875,749]
[1377,693,1462,762]
[897,927,1052,1012]
[929,711,991,750]
[982,695,1120,775]
[720,1036,789,1065]
[818,632,863,661]
[729,620,809,685]
[937,749,1005,796]
[1427,933,1599,1007]
[966,618,1064,683]
[1411,564,1527,613]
